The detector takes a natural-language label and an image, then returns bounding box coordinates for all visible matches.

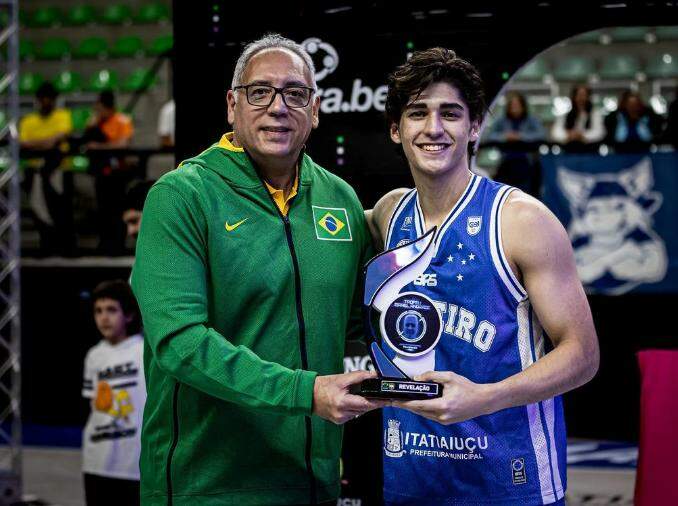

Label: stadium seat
[64,5,96,26]
[610,27,648,43]
[134,3,170,24]
[121,68,156,92]
[147,34,173,55]
[110,36,144,58]
[554,57,594,81]
[19,40,36,61]
[53,71,82,94]
[529,101,555,123]
[85,69,119,92]
[656,26,678,41]
[70,107,91,131]
[647,54,678,79]
[73,37,108,59]
[18,10,28,27]
[28,6,62,28]
[599,55,640,80]
[571,30,601,44]
[516,59,549,81]
[474,147,502,171]
[19,73,44,96]
[99,4,132,25]
[70,155,90,173]
[37,38,71,61]
[0,10,8,28]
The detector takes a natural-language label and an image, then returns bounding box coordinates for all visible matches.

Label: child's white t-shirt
[82,334,146,480]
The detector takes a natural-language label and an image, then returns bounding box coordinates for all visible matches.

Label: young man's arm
[394,191,599,424]
[364,188,409,251]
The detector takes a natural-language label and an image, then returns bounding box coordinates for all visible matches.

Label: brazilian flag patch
[312,206,352,241]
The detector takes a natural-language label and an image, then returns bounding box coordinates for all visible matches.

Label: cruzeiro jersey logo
[312,206,352,241]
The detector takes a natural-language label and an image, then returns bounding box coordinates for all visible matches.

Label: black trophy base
[351,377,443,400]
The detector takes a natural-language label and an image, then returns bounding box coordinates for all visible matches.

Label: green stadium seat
[516,59,549,81]
[64,5,96,26]
[19,10,28,27]
[599,55,640,80]
[86,69,119,92]
[99,4,132,25]
[610,27,648,43]
[647,54,678,79]
[0,10,9,28]
[28,6,62,28]
[19,73,44,96]
[19,40,36,61]
[147,34,173,55]
[529,101,555,123]
[656,26,678,41]
[134,3,170,24]
[571,30,602,44]
[70,155,90,172]
[110,36,144,58]
[474,147,502,171]
[121,68,156,92]
[53,71,82,94]
[71,107,91,131]
[74,37,108,59]
[554,57,594,81]
[37,38,71,61]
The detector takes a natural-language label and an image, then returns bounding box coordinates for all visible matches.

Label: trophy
[351,227,443,400]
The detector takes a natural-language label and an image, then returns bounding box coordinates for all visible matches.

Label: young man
[82,280,145,506]
[366,48,599,505]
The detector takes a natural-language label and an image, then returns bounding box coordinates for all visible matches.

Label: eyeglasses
[234,84,315,108]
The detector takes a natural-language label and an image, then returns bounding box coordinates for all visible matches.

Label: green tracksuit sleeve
[131,182,317,415]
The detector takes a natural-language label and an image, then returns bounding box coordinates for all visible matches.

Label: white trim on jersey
[412,173,481,252]
[517,301,565,504]
[385,189,417,249]
[489,186,528,303]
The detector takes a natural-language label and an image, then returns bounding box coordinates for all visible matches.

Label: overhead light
[601,3,627,8]
[324,6,352,14]
[429,9,449,15]
[466,12,493,17]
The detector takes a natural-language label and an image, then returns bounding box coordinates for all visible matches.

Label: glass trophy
[351,227,443,400]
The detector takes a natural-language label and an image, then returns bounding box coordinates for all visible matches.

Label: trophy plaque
[351,227,443,400]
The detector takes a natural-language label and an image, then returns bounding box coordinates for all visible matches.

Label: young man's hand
[393,370,497,425]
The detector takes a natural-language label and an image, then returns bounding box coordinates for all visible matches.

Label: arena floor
[20,442,636,506]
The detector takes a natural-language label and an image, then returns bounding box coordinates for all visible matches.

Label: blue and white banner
[542,153,678,295]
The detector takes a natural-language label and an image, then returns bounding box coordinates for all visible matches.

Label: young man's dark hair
[36,82,58,101]
[92,280,141,335]
[385,47,486,155]
[98,90,116,109]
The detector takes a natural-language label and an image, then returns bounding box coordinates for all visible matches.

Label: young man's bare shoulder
[373,188,411,231]
[502,190,571,262]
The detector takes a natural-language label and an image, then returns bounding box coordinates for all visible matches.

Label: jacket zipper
[251,156,318,504]
[166,382,180,506]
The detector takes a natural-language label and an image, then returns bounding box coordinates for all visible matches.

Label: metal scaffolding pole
[0,0,22,502]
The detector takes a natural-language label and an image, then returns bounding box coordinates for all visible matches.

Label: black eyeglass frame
[233,84,316,108]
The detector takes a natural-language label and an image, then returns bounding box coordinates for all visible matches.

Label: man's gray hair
[231,33,317,91]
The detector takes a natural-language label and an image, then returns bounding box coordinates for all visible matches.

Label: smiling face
[227,48,320,169]
[390,81,479,179]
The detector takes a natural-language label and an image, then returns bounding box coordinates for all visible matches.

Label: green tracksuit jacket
[130,140,371,505]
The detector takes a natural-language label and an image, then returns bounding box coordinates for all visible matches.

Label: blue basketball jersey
[381,174,567,505]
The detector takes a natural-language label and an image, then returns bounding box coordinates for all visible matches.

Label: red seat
[635,350,678,505]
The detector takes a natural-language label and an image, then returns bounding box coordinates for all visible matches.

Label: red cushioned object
[635,350,678,506]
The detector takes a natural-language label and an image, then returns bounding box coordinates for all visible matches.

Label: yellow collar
[217,132,244,152]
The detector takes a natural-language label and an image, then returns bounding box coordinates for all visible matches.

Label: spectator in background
[486,91,547,144]
[84,91,135,255]
[604,90,663,153]
[82,280,145,506]
[551,85,605,151]
[19,82,75,255]
[122,180,154,242]
[157,99,174,148]
[486,92,546,197]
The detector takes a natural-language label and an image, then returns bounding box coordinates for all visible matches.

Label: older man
[131,34,382,505]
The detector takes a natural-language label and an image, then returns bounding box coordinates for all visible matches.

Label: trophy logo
[350,227,444,400]
[384,419,405,458]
